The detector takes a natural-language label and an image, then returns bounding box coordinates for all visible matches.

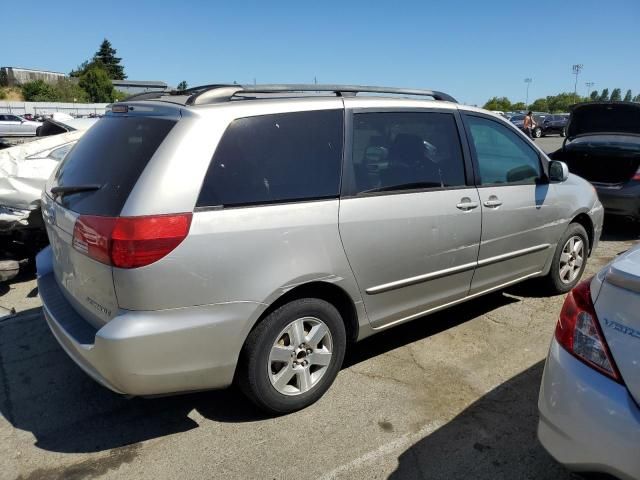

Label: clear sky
[3,0,639,106]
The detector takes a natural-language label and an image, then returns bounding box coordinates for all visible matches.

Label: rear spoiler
[605,265,640,293]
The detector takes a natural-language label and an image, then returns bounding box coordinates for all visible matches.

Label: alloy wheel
[268,317,333,396]
[559,235,585,284]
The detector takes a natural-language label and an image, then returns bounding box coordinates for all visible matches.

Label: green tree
[112,90,129,102]
[21,80,57,101]
[511,102,526,111]
[634,94,640,103]
[528,98,549,112]
[482,96,512,111]
[589,90,598,101]
[52,78,89,102]
[599,88,610,101]
[610,88,622,102]
[177,80,188,91]
[79,65,115,102]
[547,92,581,112]
[623,89,633,102]
[93,39,126,80]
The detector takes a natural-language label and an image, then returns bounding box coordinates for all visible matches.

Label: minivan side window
[197,110,343,208]
[349,111,466,194]
[465,115,541,185]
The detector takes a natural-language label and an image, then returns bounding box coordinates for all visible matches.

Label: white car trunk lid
[595,247,640,404]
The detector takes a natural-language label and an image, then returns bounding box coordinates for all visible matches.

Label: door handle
[456,198,479,211]
[483,196,503,208]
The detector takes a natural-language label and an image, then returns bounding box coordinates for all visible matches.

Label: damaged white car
[0,115,97,280]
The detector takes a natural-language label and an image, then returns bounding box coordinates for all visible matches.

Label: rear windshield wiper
[50,184,101,198]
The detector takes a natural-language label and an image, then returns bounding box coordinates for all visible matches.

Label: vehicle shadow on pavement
[0,291,522,454]
[387,361,574,480]
[344,291,519,369]
[0,307,271,454]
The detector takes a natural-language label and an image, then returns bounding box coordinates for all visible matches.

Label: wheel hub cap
[268,317,333,396]
[559,235,585,284]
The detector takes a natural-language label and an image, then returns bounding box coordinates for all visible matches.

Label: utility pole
[572,64,583,96]
[585,81,594,100]
[524,78,532,109]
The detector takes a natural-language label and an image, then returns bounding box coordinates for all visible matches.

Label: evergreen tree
[634,94,640,103]
[177,80,188,91]
[598,88,610,101]
[79,65,115,102]
[93,39,126,80]
[589,90,598,101]
[624,89,633,102]
[610,88,622,102]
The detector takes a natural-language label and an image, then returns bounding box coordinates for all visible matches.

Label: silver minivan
[37,84,603,413]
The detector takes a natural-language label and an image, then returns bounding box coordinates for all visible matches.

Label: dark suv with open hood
[550,102,640,222]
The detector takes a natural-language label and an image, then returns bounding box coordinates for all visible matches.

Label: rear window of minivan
[52,116,176,216]
[197,109,343,208]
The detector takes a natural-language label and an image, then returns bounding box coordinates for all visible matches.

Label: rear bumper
[538,338,640,480]
[595,182,640,220]
[36,247,262,396]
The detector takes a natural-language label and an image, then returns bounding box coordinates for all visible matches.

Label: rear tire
[237,298,346,414]
[533,127,542,138]
[544,223,589,294]
[560,127,566,137]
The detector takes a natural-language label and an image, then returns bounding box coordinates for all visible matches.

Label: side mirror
[549,160,569,182]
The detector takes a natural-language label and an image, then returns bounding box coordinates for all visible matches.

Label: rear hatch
[558,102,640,184]
[42,113,177,328]
[595,246,640,405]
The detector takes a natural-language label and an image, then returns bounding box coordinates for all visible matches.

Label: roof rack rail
[228,84,457,103]
[118,84,457,106]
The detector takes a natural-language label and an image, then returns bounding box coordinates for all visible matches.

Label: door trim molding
[371,270,543,330]
[366,261,477,295]
[476,243,551,267]
[365,243,550,295]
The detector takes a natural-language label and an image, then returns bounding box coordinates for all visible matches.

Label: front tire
[544,223,589,294]
[533,127,542,138]
[237,298,346,414]
[560,127,566,137]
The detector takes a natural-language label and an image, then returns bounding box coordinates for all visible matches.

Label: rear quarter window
[197,109,344,208]
[53,116,176,216]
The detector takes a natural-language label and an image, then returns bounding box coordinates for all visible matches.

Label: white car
[538,244,640,479]
[0,114,42,136]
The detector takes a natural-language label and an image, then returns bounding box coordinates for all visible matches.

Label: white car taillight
[555,278,622,382]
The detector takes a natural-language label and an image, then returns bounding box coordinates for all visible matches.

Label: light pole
[585,81,594,100]
[524,78,532,109]
[572,64,583,96]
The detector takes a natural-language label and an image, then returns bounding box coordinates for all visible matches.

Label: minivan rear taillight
[73,213,192,268]
[555,278,622,382]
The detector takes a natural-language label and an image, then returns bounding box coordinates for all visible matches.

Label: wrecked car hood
[0,130,86,210]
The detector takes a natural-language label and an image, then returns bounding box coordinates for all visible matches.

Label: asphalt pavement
[0,131,635,480]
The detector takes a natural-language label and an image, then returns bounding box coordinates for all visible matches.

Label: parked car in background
[540,114,568,137]
[37,84,602,414]
[550,102,640,222]
[0,115,97,280]
[510,112,549,138]
[0,114,42,137]
[539,243,640,480]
